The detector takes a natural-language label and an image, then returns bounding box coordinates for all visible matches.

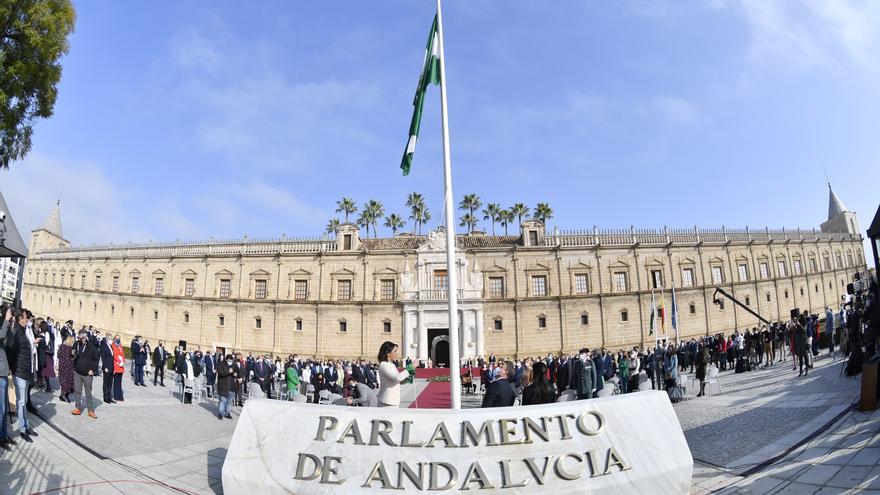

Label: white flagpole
[672,281,680,345]
[436,0,461,410]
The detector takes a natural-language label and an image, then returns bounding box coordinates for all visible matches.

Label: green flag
[401,15,441,176]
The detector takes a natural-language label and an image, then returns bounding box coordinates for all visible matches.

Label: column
[458,309,470,359]
[417,309,428,362]
[403,311,414,359]
[475,308,485,359]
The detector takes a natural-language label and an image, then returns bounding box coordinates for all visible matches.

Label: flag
[400,15,441,176]
[671,282,678,331]
[649,289,656,335]
[659,288,666,333]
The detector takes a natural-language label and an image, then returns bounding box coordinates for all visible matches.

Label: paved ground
[0,351,871,494]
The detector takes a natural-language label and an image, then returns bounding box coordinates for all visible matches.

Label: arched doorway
[431,334,450,367]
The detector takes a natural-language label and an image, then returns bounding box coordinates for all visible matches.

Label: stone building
[21,188,868,362]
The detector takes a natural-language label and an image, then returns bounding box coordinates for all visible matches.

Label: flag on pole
[649,289,656,335]
[671,282,678,331]
[659,287,666,334]
[400,15,441,176]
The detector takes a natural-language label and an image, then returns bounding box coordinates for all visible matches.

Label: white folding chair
[306,384,316,403]
[318,390,332,405]
[706,367,721,396]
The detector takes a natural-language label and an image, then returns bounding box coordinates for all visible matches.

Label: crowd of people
[1,275,877,450]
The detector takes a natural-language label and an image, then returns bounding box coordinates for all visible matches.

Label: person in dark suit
[99,336,115,404]
[254,356,272,398]
[592,350,605,393]
[216,354,240,419]
[204,350,216,398]
[481,362,515,408]
[152,341,168,386]
[131,336,147,386]
[352,360,368,385]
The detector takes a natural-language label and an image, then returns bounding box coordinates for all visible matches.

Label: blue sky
[3,1,879,262]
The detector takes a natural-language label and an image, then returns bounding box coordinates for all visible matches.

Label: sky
[2,0,879,264]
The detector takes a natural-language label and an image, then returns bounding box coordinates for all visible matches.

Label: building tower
[29,200,70,255]
[820,183,860,235]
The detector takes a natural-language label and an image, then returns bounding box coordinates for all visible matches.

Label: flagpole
[436,0,461,410]
[672,281,680,345]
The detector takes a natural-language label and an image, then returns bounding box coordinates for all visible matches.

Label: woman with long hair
[376,341,410,407]
[112,334,125,402]
[522,361,555,405]
[57,335,75,402]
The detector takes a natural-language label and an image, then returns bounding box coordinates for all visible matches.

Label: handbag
[668,386,684,401]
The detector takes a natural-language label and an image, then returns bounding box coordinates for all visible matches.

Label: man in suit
[216,354,240,419]
[254,356,272,398]
[100,336,115,404]
[481,362,515,408]
[352,359,367,385]
[591,349,605,393]
[131,336,147,386]
[347,378,378,407]
[153,341,168,386]
[204,350,216,398]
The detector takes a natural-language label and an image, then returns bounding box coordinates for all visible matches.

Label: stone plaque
[222,391,692,494]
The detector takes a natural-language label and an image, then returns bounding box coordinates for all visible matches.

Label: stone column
[403,311,414,359]
[458,309,470,359]
[417,309,428,362]
[475,308,485,359]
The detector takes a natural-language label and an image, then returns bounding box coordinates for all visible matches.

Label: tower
[820,183,860,236]
[29,200,69,255]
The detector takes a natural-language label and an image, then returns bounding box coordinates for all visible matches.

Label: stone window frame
[379,279,397,301]
[330,268,357,302]
[537,313,548,330]
[531,274,548,297]
[620,308,629,323]
[745,294,751,306]
[680,265,696,288]
[183,311,190,324]
[709,260,724,285]
[736,260,750,282]
[834,251,843,269]
[382,319,392,333]
[153,309,159,320]
[609,260,631,293]
[287,268,313,301]
[372,267,399,301]
[809,256,818,273]
[130,306,135,317]
[51,270,56,286]
[111,269,120,292]
[487,275,506,299]
[294,318,303,332]
[645,259,665,290]
[180,269,198,297]
[153,269,166,296]
[784,289,789,299]
[776,258,787,277]
[567,262,592,295]
[688,302,696,315]
[93,302,97,312]
[111,304,115,315]
[482,264,508,299]
[525,263,552,297]
[60,271,66,287]
[218,314,225,327]
[249,269,272,300]
[80,269,87,289]
[793,258,803,276]
[492,316,503,332]
[766,292,771,302]
[338,319,348,333]
[254,315,263,330]
[822,252,831,271]
[580,312,589,326]
[94,269,103,291]
[337,279,353,301]
[214,269,235,298]
[799,287,804,297]
[846,250,854,267]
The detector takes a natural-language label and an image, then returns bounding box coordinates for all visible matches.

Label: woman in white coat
[376,341,410,408]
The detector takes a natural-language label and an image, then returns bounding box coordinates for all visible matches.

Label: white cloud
[648,96,700,126]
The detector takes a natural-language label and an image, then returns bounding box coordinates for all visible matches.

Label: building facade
[21,188,868,362]
[0,257,20,304]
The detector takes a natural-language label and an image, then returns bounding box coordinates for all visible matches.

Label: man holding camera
[71,329,99,419]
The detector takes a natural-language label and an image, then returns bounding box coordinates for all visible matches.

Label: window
[255,280,267,299]
[823,255,831,271]
[529,231,539,246]
[52,273,56,285]
[380,279,396,301]
[760,262,769,279]
[650,270,663,289]
[339,320,347,332]
[574,274,589,294]
[337,280,352,300]
[745,295,750,306]
[711,266,723,284]
[493,318,503,331]
[681,268,695,287]
[794,260,802,275]
[112,276,119,292]
[383,321,391,333]
[184,312,189,324]
[219,279,231,298]
[810,259,818,273]
[93,302,97,312]
[847,253,854,267]
[130,307,135,317]
[815,284,819,293]
[580,313,589,326]
[784,290,789,299]
[343,234,352,250]
[766,293,771,302]
[154,310,159,320]
[295,319,303,331]
[95,275,102,290]
[489,277,505,298]
[255,317,262,329]
[532,275,547,296]
[620,310,629,322]
[738,264,749,282]
[777,261,786,277]
[81,274,86,289]
[219,315,225,326]
[538,316,547,329]
[689,303,696,314]
[294,280,308,300]
[185,278,195,297]
[433,270,448,291]
[60,274,65,286]
[111,305,115,315]
[69,275,74,288]
[800,287,804,296]
[835,254,843,269]
[154,278,164,295]
[614,271,628,292]
[131,276,140,294]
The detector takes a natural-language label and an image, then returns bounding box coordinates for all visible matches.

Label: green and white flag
[401,15,441,176]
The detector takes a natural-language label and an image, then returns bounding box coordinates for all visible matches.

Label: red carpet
[408,381,451,409]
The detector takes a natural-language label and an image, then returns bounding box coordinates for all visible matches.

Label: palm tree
[325,218,341,235]
[510,203,530,230]
[356,210,370,238]
[482,203,502,236]
[458,194,482,233]
[534,202,554,225]
[499,208,514,235]
[335,197,357,223]
[405,192,425,233]
[384,213,406,236]
[409,202,431,235]
[459,213,477,234]
[364,199,385,238]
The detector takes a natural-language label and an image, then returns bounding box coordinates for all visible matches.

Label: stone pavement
[0,352,870,494]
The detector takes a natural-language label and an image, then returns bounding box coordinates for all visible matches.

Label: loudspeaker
[790,308,800,320]
[179,339,187,351]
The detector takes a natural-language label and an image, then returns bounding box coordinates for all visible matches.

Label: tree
[482,203,502,236]
[410,204,431,235]
[499,208,514,235]
[355,211,370,238]
[510,203,530,230]
[405,192,425,233]
[384,213,405,236]
[0,0,76,169]
[534,202,554,225]
[458,194,482,234]
[325,218,340,235]
[459,213,477,234]
[364,199,385,238]
[335,197,357,222]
